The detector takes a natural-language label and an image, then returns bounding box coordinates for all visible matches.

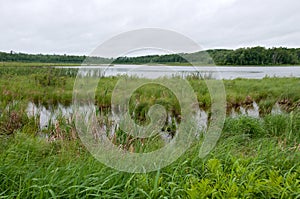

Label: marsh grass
[0,66,300,198]
[2,66,300,115]
[0,107,299,198]
[0,62,80,68]
[0,101,30,136]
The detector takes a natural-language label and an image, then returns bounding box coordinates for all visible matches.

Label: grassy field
[0,65,299,198]
[0,62,81,68]
[1,65,300,113]
[0,112,299,198]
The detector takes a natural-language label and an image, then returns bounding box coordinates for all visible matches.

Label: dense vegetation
[114,47,300,65]
[208,47,300,65]
[0,66,299,198]
[0,51,111,64]
[0,101,299,198]
[1,66,300,114]
[2,46,300,66]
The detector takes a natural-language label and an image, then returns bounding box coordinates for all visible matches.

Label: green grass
[0,62,80,68]
[0,65,300,198]
[2,67,300,114]
[0,112,299,198]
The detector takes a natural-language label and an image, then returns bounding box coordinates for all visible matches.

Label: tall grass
[0,110,299,198]
[0,66,300,198]
[2,66,300,114]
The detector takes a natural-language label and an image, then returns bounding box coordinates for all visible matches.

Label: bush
[0,102,29,135]
[263,114,289,137]
[223,116,265,138]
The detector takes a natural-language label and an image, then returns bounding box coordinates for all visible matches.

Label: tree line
[114,47,300,65]
[207,47,300,65]
[1,46,300,65]
[0,51,112,64]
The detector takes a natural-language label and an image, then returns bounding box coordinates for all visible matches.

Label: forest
[114,47,300,65]
[1,46,300,66]
[0,51,112,64]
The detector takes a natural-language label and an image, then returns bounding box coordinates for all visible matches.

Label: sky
[0,0,300,56]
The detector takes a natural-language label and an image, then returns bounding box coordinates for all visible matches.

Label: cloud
[0,0,299,55]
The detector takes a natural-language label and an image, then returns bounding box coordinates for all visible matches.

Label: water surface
[58,65,300,79]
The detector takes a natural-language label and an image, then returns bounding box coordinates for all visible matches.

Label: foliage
[0,101,30,135]
[0,64,300,197]
[0,52,112,64]
[114,46,300,65]
[0,112,299,198]
[2,46,300,66]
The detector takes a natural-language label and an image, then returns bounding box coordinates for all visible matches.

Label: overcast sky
[0,0,300,55]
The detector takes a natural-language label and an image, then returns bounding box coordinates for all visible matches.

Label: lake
[58,65,300,79]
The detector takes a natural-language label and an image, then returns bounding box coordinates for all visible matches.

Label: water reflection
[230,102,260,118]
[26,102,73,129]
[24,100,287,143]
[58,65,300,79]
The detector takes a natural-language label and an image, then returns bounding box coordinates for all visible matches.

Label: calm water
[26,101,285,130]
[58,65,300,79]
[25,65,295,129]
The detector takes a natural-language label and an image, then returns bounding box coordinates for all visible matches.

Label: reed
[0,112,299,198]
[0,66,300,198]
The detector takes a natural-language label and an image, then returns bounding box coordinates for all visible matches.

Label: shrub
[223,116,265,138]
